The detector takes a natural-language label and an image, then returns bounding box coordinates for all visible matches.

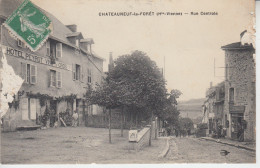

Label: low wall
[129,127,151,151]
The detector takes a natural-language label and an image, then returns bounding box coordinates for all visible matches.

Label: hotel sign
[3,46,72,71]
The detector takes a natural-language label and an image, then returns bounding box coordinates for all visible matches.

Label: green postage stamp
[3,0,52,52]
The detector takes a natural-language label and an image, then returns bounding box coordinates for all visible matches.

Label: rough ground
[166,137,256,163]
[1,127,166,164]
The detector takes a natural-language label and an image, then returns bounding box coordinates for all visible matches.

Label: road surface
[165,137,255,163]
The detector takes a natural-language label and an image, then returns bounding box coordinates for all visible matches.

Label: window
[46,40,50,56]
[56,43,62,58]
[50,70,56,87]
[49,40,62,58]
[76,39,79,47]
[73,64,83,81]
[229,88,234,103]
[21,98,36,120]
[88,68,92,83]
[21,63,37,84]
[57,71,62,88]
[18,39,24,48]
[76,64,81,80]
[50,70,62,88]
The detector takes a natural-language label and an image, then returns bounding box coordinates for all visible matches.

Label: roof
[80,38,94,44]
[221,42,254,50]
[66,32,83,38]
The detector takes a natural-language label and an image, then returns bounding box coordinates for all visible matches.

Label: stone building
[221,32,255,141]
[0,0,104,131]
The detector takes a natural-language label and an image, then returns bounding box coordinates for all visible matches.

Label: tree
[86,50,168,145]
[110,51,167,145]
[179,117,194,136]
[85,80,123,143]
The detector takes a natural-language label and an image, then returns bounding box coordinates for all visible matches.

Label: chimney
[66,24,77,32]
[210,82,213,88]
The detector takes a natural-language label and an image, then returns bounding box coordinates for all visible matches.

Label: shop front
[229,104,245,141]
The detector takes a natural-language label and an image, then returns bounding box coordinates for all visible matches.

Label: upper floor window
[21,63,37,84]
[76,39,79,47]
[46,40,62,58]
[50,69,62,88]
[229,88,234,103]
[73,64,83,81]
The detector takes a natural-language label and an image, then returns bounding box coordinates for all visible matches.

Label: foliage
[159,89,182,128]
[178,117,194,131]
[86,50,168,120]
[8,100,20,110]
[197,123,208,129]
[168,89,182,105]
[59,109,73,126]
[56,94,77,104]
[26,92,52,107]
[39,106,51,126]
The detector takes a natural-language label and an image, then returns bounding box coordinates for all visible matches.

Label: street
[1,127,166,164]
[1,127,256,164]
[166,137,256,163]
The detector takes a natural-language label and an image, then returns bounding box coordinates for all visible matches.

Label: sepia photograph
[0,0,257,165]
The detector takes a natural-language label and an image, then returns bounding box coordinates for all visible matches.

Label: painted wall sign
[3,45,72,71]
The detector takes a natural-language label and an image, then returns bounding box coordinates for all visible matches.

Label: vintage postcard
[0,0,257,166]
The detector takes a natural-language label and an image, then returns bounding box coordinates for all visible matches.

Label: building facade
[0,0,104,131]
[202,82,225,137]
[221,35,255,142]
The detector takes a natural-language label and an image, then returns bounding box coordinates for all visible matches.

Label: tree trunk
[135,111,138,127]
[121,106,124,137]
[130,109,133,127]
[155,117,158,139]
[109,108,112,143]
[149,112,153,146]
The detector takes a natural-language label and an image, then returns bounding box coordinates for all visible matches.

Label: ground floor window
[21,98,37,120]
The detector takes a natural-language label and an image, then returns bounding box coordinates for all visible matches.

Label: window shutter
[80,66,84,82]
[56,71,62,88]
[46,41,50,56]
[72,64,76,80]
[21,98,29,120]
[20,62,27,81]
[56,43,62,58]
[30,65,37,84]
[30,98,37,120]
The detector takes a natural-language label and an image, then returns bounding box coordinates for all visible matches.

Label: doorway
[50,100,57,127]
[231,113,244,141]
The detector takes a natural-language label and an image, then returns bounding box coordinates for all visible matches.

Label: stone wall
[129,127,151,151]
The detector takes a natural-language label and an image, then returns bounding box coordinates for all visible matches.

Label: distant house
[202,82,225,136]
[221,31,255,142]
[0,0,104,131]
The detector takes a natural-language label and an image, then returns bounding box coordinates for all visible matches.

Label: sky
[32,0,255,101]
